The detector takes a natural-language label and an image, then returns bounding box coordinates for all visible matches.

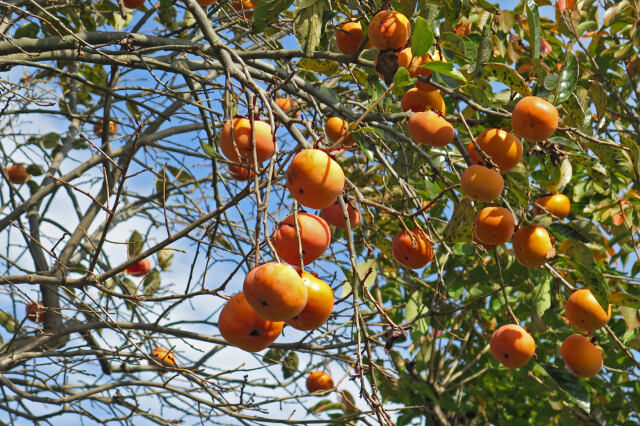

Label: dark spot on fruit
[299,188,304,193]
[249,329,260,336]
[404,256,409,260]
[261,300,268,306]
[504,353,509,358]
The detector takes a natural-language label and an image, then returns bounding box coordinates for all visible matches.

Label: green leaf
[356,259,377,289]
[556,51,578,104]
[200,140,218,158]
[252,0,295,33]
[539,364,590,413]
[128,230,144,258]
[263,347,287,364]
[156,0,177,32]
[421,61,467,82]
[443,197,474,243]
[298,58,339,75]
[525,0,541,59]
[611,292,640,309]
[42,132,60,149]
[157,249,174,271]
[621,136,640,181]
[14,22,39,39]
[143,269,161,296]
[558,239,610,311]
[471,16,493,77]
[167,165,194,183]
[293,1,323,57]
[476,0,498,14]
[484,63,532,97]
[392,67,413,96]
[411,17,434,58]
[281,352,298,378]
[530,269,552,315]
[25,164,44,177]
[0,311,17,333]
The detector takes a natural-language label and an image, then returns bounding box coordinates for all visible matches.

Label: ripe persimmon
[336,21,371,55]
[321,199,361,229]
[460,165,504,202]
[94,119,118,137]
[473,228,495,250]
[287,271,334,331]
[533,193,571,219]
[408,51,445,91]
[271,213,331,266]
[123,0,145,8]
[565,289,611,332]
[325,117,355,146]
[401,88,445,114]
[228,164,254,181]
[6,164,30,184]
[407,110,454,147]
[512,225,555,268]
[150,347,176,366]
[561,334,603,378]
[218,292,284,352]
[231,0,255,16]
[511,96,558,142]
[26,301,45,323]
[275,97,300,118]
[474,206,515,246]
[375,47,413,70]
[368,11,410,50]
[472,129,523,172]
[392,228,434,269]
[125,258,152,277]
[286,149,345,209]
[219,118,275,164]
[243,263,307,321]
[490,324,536,369]
[306,371,334,393]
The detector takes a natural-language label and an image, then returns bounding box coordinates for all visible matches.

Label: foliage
[1,0,640,424]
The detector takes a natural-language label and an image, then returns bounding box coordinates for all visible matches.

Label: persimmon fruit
[228,164,254,181]
[271,213,331,266]
[474,207,515,246]
[275,97,300,118]
[401,88,445,114]
[460,165,504,202]
[368,11,410,50]
[6,164,30,184]
[321,199,361,229]
[219,293,283,352]
[511,96,559,142]
[472,129,523,172]
[306,371,334,393]
[407,110,454,147]
[287,271,334,331]
[94,119,118,136]
[219,118,275,164]
[231,0,256,16]
[561,334,603,378]
[336,21,371,55]
[512,225,555,268]
[243,263,307,321]
[392,228,434,269]
[565,289,611,332]
[26,301,45,323]
[408,51,445,91]
[490,324,536,369]
[151,347,176,366]
[325,117,355,146]
[125,258,152,277]
[533,193,571,219]
[286,149,345,210]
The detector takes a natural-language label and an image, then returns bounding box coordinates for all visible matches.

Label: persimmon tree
[1,0,640,424]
